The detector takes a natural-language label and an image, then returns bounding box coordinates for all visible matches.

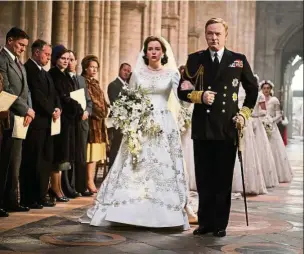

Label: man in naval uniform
[178,18,258,237]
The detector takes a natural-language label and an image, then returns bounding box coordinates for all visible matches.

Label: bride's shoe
[185,204,198,224]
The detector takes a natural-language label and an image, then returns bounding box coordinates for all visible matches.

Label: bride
[80,36,190,230]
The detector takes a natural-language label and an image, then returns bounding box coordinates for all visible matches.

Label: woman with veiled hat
[48,45,84,202]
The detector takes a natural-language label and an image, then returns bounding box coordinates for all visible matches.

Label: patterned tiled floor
[0,137,303,253]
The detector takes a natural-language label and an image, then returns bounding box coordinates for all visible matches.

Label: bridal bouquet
[262,116,273,138]
[178,106,193,134]
[110,85,162,165]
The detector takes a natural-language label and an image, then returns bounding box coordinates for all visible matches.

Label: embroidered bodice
[130,67,179,110]
[265,96,282,123]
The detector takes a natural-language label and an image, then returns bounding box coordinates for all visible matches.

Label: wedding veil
[130,36,181,122]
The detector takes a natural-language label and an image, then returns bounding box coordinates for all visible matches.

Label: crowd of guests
[0,27,131,217]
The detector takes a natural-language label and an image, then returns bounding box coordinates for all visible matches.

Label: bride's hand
[181,80,195,91]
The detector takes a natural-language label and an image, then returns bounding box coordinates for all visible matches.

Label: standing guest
[178,18,258,237]
[107,63,131,169]
[49,45,83,202]
[0,27,34,217]
[0,73,10,150]
[20,39,61,209]
[66,50,93,196]
[81,55,108,193]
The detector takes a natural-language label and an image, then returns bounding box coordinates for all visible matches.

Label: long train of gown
[80,67,189,230]
[181,126,197,191]
[266,96,293,183]
[232,118,267,195]
[252,93,279,188]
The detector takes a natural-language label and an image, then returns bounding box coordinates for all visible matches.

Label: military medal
[232,92,238,102]
[232,78,239,87]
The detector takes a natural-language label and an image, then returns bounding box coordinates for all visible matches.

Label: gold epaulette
[187,91,204,104]
[240,106,252,120]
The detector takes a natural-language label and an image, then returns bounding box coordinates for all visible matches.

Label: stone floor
[0,137,303,254]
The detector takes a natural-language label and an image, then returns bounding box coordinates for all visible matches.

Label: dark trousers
[108,127,123,169]
[194,140,237,230]
[20,128,53,205]
[0,130,23,209]
[74,126,88,193]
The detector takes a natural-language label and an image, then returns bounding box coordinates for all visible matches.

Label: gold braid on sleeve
[184,64,204,104]
[240,106,252,120]
[187,91,203,104]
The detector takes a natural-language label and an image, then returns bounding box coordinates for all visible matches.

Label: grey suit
[107,77,124,168]
[0,48,31,209]
[72,74,92,193]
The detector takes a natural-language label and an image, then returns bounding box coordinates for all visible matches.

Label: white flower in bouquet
[262,115,273,138]
[110,86,162,166]
[178,106,193,134]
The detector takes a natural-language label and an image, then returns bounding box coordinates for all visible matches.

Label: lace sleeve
[171,70,191,108]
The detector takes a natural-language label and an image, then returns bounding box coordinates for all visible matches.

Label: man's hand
[233,113,245,130]
[52,108,61,122]
[23,115,32,127]
[181,80,195,91]
[202,91,217,105]
[82,111,89,121]
[26,108,35,119]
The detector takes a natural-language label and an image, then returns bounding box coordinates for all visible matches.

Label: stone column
[225,1,238,51]
[84,2,89,55]
[25,1,38,60]
[120,1,145,67]
[68,1,74,49]
[162,1,179,57]
[37,1,52,43]
[150,1,162,36]
[88,2,100,57]
[187,1,200,53]
[37,1,53,70]
[108,1,121,82]
[102,1,111,89]
[99,1,105,82]
[74,1,86,74]
[52,1,69,46]
[247,1,256,68]
[178,1,188,66]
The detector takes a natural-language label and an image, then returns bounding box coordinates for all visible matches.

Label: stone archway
[283,57,303,138]
[273,22,303,98]
[272,23,303,138]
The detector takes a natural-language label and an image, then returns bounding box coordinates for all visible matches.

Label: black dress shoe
[0,208,9,217]
[193,226,213,235]
[7,205,30,212]
[26,203,43,209]
[80,191,93,197]
[67,192,81,199]
[213,229,226,237]
[39,200,56,207]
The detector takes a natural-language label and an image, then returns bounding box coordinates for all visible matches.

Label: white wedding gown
[265,96,293,183]
[252,93,279,188]
[80,67,189,230]
[232,86,267,195]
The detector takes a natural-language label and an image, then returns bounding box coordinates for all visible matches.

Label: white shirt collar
[209,47,225,63]
[30,58,42,70]
[118,76,126,86]
[4,46,16,61]
[68,72,76,77]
